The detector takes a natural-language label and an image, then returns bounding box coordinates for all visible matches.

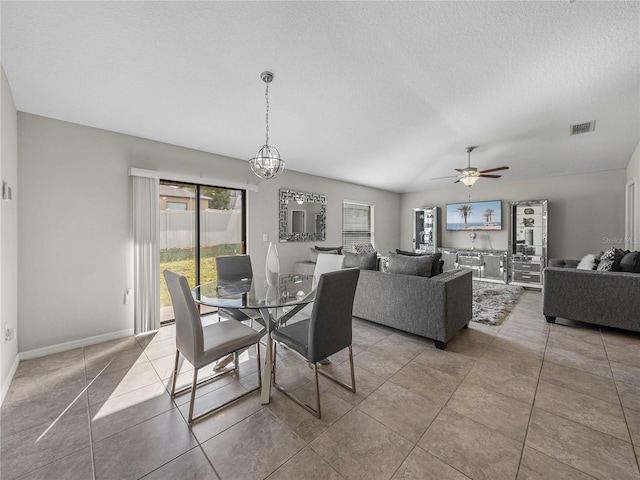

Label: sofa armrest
[294,261,315,275]
[543,267,640,332]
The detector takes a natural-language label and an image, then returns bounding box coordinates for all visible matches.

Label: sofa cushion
[395,249,443,276]
[309,247,340,263]
[576,254,597,270]
[343,251,377,270]
[619,251,640,273]
[387,251,434,277]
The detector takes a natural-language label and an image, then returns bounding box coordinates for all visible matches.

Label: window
[166,201,187,211]
[159,181,246,322]
[342,201,374,252]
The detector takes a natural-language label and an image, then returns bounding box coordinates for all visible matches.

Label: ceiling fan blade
[432,175,461,180]
[454,168,466,173]
[478,166,509,174]
[478,174,502,178]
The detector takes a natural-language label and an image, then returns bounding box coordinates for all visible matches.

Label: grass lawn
[160,244,242,307]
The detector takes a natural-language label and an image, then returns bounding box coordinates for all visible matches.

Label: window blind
[342,201,374,251]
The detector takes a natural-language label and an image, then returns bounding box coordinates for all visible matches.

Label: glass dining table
[192,273,316,404]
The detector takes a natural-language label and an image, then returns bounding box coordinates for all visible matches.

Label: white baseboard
[19,329,135,361]
[1,353,20,406]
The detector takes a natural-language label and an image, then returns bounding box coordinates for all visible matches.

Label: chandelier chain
[265,83,270,146]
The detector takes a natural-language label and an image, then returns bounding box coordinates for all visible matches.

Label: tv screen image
[446,200,502,231]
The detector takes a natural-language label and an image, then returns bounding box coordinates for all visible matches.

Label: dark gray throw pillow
[387,251,433,277]
[343,251,377,270]
[395,249,422,256]
[395,249,442,276]
[619,251,640,273]
[315,245,343,254]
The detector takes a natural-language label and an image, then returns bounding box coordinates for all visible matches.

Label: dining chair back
[272,268,360,418]
[313,253,345,278]
[216,254,253,283]
[163,269,262,424]
[215,255,263,326]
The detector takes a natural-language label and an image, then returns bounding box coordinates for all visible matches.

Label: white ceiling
[2,1,639,193]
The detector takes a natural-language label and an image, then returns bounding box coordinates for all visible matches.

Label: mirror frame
[279,189,327,242]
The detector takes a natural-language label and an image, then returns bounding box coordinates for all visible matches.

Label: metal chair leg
[272,341,359,419]
[272,341,277,382]
[313,363,321,418]
[316,345,356,393]
[183,342,262,425]
[170,350,180,396]
[256,342,262,389]
[188,368,198,423]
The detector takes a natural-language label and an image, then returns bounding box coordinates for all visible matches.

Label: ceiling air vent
[570,121,596,135]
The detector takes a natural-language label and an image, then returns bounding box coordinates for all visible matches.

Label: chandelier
[249,71,285,179]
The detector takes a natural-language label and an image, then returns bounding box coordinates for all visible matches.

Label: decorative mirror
[279,189,326,242]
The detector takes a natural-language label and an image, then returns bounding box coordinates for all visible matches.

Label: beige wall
[626,142,640,250]
[401,169,627,260]
[14,110,634,355]
[1,66,19,399]
[17,113,400,352]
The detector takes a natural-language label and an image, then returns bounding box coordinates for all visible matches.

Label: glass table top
[192,274,316,309]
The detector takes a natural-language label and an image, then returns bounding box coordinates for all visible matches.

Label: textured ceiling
[2,1,639,193]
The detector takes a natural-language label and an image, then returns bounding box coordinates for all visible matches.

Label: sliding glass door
[159,181,246,322]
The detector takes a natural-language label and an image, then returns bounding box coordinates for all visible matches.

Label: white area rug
[472,282,524,326]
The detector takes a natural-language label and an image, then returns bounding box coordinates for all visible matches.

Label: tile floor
[1,290,639,480]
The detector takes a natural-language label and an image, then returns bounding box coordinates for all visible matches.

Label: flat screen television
[446,200,502,231]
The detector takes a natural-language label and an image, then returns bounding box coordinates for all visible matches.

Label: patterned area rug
[472,282,524,325]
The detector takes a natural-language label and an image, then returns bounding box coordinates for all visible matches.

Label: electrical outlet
[263,233,268,242]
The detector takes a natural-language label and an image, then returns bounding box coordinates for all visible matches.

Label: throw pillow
[395,249,443,277]
[596,259,615,271]
[309,247,340,263]
[395,249,423,256]
[576,254,597,270]
[600,248,627,271]
[343,251,377,270]
[353,243,376,254]
[619,251,640,273]
[387,251,433,277]
[315,245,343,254]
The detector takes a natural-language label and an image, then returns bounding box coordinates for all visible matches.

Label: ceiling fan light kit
[433,146,509,187]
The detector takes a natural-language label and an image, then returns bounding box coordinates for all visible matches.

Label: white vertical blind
[132,175,160,333]
[342,201,374,251]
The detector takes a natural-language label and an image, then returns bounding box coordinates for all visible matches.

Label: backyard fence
[160,209,242,249]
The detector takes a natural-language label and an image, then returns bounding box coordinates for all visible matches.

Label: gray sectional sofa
[543,266,640,333]
[352,268,473,349]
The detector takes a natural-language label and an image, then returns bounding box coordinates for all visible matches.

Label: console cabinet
[440,248,508,283]
[508,200,548,288]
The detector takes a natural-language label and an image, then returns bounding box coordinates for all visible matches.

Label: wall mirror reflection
[279,189,326,242]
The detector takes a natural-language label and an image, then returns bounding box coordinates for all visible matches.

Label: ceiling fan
[433,146,509,186]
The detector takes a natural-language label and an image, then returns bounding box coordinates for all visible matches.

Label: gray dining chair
[163,269,262,424]
[285,253,346,323]
[215,254,263,327]
[271,268,360,418]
